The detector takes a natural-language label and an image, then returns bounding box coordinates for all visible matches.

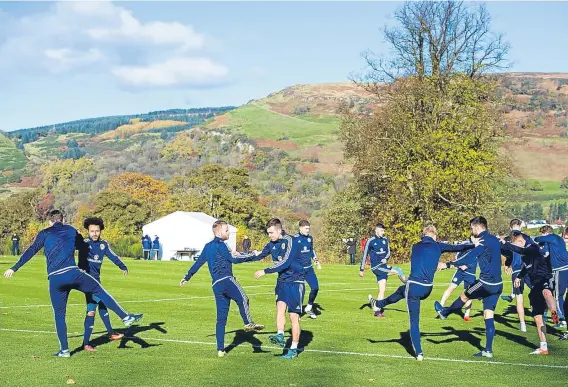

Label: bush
[294,105,310,115]
[108,236,142,258]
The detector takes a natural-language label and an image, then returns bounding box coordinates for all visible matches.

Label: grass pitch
[1,256,567,387]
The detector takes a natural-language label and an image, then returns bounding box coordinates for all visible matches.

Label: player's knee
[87,311,96,317]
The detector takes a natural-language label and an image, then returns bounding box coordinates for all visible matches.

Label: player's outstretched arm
[104,241,128,275]
[5,231,46,277]
[181,245,209,284]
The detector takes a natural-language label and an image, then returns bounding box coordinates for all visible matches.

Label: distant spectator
[151,236,160,260]
[11,233,20,256]
[142,234,152,260]
[342,237,357,265]
[242,235,251,254]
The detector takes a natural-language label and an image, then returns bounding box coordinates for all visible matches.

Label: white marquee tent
[142,211,238,261]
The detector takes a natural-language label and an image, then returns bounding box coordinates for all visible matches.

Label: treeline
[0,126,343,258]
[8,107,235,145]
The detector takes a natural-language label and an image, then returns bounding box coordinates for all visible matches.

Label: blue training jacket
[183,236,261,284]
[10,222,82,277]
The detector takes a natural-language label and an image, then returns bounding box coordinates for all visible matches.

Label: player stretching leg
[439,243,477,322]
[359,223,405,317]
[180,220,264,357]
[368,225,473,360]
[79,217,129,352]
[3,210,143,358]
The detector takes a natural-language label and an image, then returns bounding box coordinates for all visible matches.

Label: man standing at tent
[151,235,160,260]
[180,220,264,357]
[142,235,151,260]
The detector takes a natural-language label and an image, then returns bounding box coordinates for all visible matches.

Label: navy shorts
[451,270,475,289]
[511,272,526,296]
[465,280,503,311]
[529,278,554,316]
[372,268,390,281]
[276,282,305,314]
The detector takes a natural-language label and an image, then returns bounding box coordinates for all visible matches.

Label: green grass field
[215,104,339,146]
[1,256,567,387]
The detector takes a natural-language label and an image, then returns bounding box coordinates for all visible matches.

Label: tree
[87,191,151,234]
[321,184,373,264]
[107,172,170,218]
[167,164,271,230]
[325,1,512,261]
[561,177,568,189]
[355,1,510,90]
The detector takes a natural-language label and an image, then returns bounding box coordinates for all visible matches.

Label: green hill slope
[0,133,26,184]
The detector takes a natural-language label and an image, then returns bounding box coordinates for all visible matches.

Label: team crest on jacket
[100,243,105,250]
[94,255,100,261]
[382,240,386,245]
[281,243,286,249]
[308,238,311,243]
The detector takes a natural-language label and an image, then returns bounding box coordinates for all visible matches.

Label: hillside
[0,132,26,185]
[2,72,568,217]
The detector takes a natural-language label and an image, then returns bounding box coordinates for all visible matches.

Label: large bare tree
[355,1,510,91]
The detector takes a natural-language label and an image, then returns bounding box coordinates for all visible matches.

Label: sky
[1,1,567,131]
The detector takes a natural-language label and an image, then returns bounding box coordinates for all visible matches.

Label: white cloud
[0,1,224,88]
[43,48,106,72]
[112,57,229,88]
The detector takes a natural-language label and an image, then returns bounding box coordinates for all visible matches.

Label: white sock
[291,341,298,350]
[277,330,284,335]
[540,342,547,350]
[464,309,470,317]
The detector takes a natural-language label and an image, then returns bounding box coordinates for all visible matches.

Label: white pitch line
[1,328,566,370]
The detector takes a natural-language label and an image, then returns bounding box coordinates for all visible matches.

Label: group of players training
[4,210,568,361]
[365,216,568,360]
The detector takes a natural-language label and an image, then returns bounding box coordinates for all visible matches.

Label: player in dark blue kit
[534,225,568,330]
[439,242,477,322]
[434,216,503,358]
[79,217,129,352]
[295,220,321,319]
[368,225,473,360]
[3,210,143,358]
[254,218,304,359]
[501,233,558,354]
[500,219,534,332]
[180,220,265,357]
[359,223,405,317]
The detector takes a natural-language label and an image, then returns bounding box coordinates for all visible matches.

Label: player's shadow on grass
[367,331,415,357]
[358,302,406,314]
[223,330,271,354]
[282,329,314,357]
[70,322,167,355]
[492,308,533,330]
[423,326,484,351]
